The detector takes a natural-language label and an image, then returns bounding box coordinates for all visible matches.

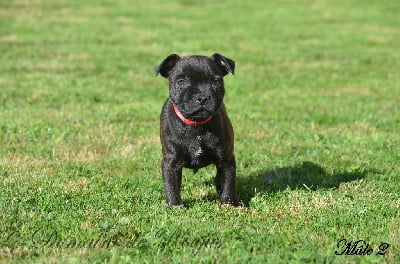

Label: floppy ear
[211,53,235,76]
[155,54,181,78]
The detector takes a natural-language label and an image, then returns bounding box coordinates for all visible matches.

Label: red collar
[172,103,212,126]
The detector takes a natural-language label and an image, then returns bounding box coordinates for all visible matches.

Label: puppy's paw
[221,196,241,207]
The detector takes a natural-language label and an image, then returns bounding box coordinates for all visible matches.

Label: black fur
[156,53,239,207]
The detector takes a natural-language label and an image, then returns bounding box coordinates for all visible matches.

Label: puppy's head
[156,53,235,121]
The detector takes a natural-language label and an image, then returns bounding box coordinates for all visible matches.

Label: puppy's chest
[190,135,210,156]
[186,134,221,165]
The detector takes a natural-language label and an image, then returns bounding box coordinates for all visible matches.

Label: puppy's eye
[211,78,221,88]
[177,79,187,88]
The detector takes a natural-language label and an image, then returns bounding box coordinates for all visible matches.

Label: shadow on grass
[184,161,372,208]
[237,161,371,207]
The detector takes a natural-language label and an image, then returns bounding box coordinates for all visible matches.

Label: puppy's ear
[211,53,235,76]
[155,54,181,78]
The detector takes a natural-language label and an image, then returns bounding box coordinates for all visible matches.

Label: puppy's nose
[195,95,209,105]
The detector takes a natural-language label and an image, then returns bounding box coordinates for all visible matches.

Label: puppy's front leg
[162,158,183,207]
[216,156,240,206]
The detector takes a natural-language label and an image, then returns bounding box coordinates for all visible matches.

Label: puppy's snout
[195,95,210,105]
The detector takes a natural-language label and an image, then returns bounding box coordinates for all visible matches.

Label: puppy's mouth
[188,106,213,118]
[185,107,213,121]
[173,103,214,126]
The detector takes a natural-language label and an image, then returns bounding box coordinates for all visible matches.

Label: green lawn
[1,0,399,263]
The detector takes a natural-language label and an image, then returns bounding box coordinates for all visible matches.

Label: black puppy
[156,53,239,207]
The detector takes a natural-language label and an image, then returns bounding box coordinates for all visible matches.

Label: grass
[1,0,399,263]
